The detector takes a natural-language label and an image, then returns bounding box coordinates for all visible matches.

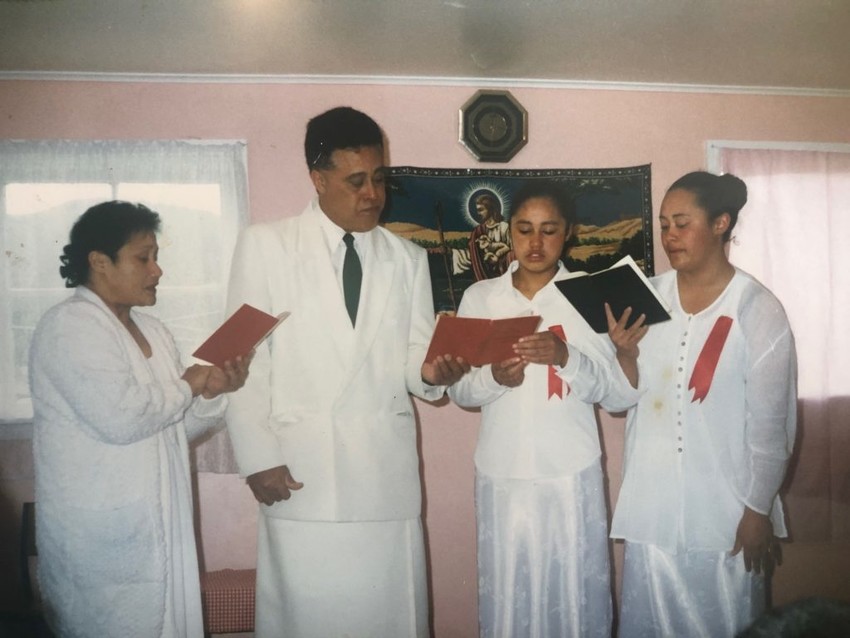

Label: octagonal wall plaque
[459,89,528,163]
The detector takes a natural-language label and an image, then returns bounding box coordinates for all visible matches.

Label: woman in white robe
[448,181,646,638]
[29,201,250,638]
[611,172,797,637]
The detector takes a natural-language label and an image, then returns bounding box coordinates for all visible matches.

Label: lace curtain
[716,146,850,541]
[0,139,247,473]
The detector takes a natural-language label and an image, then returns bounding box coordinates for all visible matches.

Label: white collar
[314,198,372,254]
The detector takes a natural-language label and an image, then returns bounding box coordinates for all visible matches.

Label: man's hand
[422,355,470,386]
[202,353,253,399]
[246,465,304,506]
[731,506,781,574]
[491,357,526,387]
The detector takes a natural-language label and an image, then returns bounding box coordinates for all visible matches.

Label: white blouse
[448,262,642,479]
[610,269,797,553]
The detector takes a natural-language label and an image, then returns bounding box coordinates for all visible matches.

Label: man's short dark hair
[304,107,384,171]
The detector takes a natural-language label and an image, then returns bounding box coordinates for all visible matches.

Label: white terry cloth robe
[29,285,226,638]
[225,199,446,638]
[447,262,642,638]
[610,269,797,638]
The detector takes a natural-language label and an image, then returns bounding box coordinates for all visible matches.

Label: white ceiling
[1,0,849,92]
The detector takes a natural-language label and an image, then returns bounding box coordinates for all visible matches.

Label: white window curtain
[0,139,248,472]
[715,145,850,541]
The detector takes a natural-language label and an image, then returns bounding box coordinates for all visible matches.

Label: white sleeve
[153,315,227,441]
[30,303,192,446]
[556,336,644,412]
[224,226,286,477]
[598,346,645,413]
[740,293,798,514]
[407,246,448,401]
[185,396,228,441]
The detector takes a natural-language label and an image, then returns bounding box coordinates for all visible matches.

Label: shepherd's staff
[434,201,458,312]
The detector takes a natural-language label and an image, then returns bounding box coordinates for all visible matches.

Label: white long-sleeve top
[610,269,797,553]
[29,285,226,637]
[448,262,643,479]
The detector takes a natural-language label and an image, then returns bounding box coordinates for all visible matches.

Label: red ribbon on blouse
[688,315,733,403]
[548,324,570,399]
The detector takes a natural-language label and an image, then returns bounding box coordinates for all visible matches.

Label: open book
[192,304,289,367]
[554,255,671,333]
[425,314,542,367]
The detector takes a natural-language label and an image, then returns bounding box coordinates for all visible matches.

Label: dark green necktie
[342,233,361,326]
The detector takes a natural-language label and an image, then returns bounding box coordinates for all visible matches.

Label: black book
[554,255,672,333]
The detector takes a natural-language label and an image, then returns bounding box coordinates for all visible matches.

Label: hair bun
[719,173,748,212]
[59,244,81,288]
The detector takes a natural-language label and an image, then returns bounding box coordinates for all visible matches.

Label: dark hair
[509,180,577,228]
[304,106,384,171]
[475,193,503,222]
[59,201,161,287]
[668,171,747,242]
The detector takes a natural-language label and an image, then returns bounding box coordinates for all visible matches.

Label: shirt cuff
[480,364,508,393]
[554,343,582,380]
[420,382,448,401]
[192,393,228,417]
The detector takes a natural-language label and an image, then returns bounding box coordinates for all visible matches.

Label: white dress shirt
[448,261,642,479]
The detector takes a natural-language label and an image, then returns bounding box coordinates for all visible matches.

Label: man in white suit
[225,106,468,638]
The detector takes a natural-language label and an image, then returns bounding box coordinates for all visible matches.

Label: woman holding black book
[448,180,646,638]
[610,171,797,637]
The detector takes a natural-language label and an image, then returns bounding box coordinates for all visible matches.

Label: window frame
[0,139,249,425]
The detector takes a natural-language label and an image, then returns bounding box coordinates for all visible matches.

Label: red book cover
[425,314,542,367]
[192,304,289,368]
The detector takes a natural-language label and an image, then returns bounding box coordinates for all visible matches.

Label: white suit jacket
[225,199,444,522]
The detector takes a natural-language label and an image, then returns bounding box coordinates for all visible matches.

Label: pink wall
[2,79,849,636]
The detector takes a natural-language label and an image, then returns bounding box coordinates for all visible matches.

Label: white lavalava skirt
[619,541,765,638]
[475,461,613,638]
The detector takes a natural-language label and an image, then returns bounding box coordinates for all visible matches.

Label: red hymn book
[425,314,542,367]
[192,304,289,368]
